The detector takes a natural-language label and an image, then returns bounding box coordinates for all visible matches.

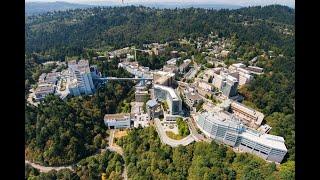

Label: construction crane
[132,46,148,62]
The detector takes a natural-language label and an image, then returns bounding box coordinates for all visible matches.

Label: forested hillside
[25,5,294,60]
[117,127,295,179]
[25,59,135,166]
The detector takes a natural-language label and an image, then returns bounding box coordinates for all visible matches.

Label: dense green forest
[117,127,295,179]
[25,95,106,166]
[26,5,294,60]
[25,150,123,179]
[239,55,295,162]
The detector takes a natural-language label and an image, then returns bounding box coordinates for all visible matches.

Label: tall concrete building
[222,75,238,97]
[213,74,226,90]
[196,112,287,163]
[67,60,95,96]
[153,84,182,115]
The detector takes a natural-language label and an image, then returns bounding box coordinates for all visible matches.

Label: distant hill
[26,5,294,60]
[88,1,243,9]
[25,1,94,16]
[26,1,243,16]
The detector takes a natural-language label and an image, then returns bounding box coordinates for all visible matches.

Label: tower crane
[132,46,148,62]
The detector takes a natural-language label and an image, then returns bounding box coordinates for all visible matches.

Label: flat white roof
[231,63,245,69]
[201,111,243,130]
[241,130,287,151]
[154,84,179,100]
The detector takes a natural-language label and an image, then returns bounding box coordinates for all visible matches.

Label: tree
[278,161,295,180]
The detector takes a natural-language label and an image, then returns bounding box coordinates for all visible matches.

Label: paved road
[154,118,195,147]
[107,129,127,180]
[186,117,206,141]
[25,160,73,173]
[26,130,128,180]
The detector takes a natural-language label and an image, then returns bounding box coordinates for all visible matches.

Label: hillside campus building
[212,63,263,98]
[67,60,96,96]
[33,59,100,101]
[104,113,131,129]
[196,111,287,163]
[230,101,264,129]
[153,84,182,116]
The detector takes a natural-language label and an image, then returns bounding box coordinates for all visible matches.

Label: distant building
[247,66,264,75]
[229,63,246,71]
[34,84,55,101]
[184,92,203,108]
[38,73,47,83]
[108,47,131,58]
[104,113,131,129]
[196,112,287,163]
[146,99,161,119]
[230,101,264,128]
[250,56,258,63]
[164,114,182,124]
[38,72,60,85]
[213,74,226,90]
[221,75,238,97]
[179,59,191,73]
[153,84,182,115]
[153,71,175,87]
[162,64,178,74]
[67,60,95,96]
[170,50,179,58]
[166,58,177,65]
[238,71,253,86]
[198,80,213,92]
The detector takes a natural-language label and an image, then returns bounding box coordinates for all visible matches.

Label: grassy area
[114,130,128,139]
[165,131,184,140]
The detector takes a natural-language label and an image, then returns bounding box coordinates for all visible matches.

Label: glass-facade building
[196,112,287,163]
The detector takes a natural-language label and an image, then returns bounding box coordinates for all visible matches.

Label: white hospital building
[196,111,287,163]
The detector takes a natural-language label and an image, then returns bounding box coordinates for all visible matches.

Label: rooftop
[154,84,180,100]
[231,101,264,125]
[231,63,246,68]
[201,111,243,130]
[35,85,55,94]
[241,130,287,151]
[68,60,91,73]
[146,99,158,107]
[185,92,202,101]
[104,113,130,121]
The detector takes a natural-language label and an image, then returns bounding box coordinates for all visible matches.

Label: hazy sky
[25,0,295,8]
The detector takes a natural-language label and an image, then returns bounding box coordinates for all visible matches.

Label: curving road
[25,160,73,173]
[26,130,128,180]
[154,118,195,147]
